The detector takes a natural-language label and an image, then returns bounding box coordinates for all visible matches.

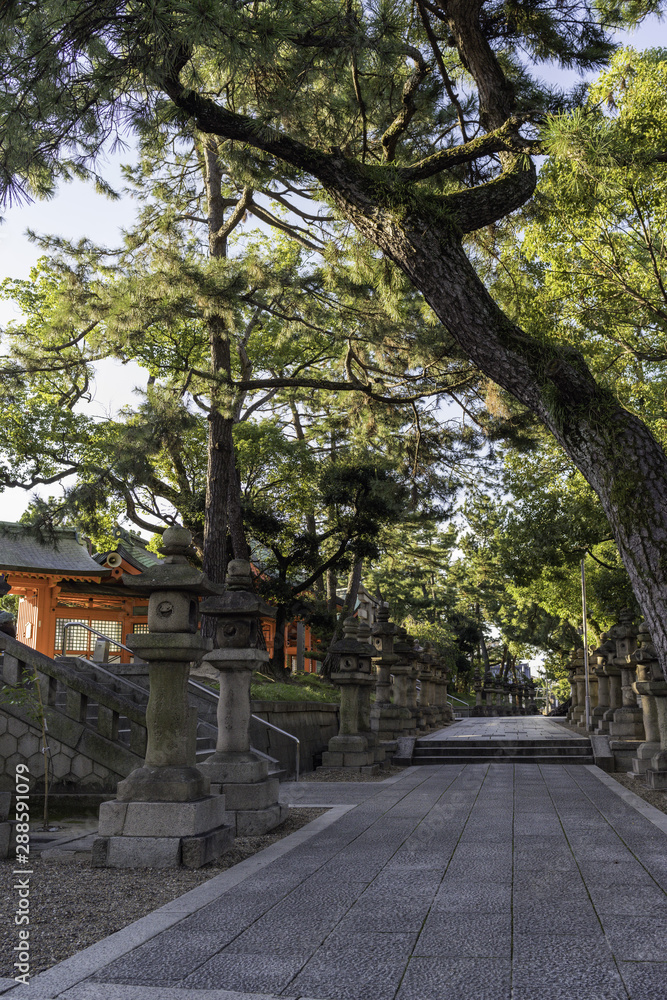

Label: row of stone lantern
[565,608,667,790]
[472,670,538,717]
[320,606,455,775]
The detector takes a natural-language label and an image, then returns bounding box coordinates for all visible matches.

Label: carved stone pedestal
[609,612,644,740]
[321,619,377,773]
[197,561,288,835]
[93,528,233,869]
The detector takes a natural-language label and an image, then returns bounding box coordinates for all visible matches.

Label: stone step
[413,741,591,757]
[417,738,591,749]
[413,753,594,765]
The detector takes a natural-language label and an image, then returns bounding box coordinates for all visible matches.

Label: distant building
[0,522,319,670]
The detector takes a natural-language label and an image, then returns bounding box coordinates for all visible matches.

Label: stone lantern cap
[199,559,275,653]
[608,608,639,662]
[199,559,275,620]
[631,623,666,691]
[332,617,372,673]
[121,526,219,596]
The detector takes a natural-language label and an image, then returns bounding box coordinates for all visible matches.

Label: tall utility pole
[581,558,591,731]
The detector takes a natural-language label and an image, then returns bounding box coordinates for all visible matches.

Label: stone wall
[0,696,339,791]
[0,706,129,793]
[250,701,339,776]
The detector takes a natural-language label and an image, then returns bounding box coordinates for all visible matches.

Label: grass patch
[251,673,340,704]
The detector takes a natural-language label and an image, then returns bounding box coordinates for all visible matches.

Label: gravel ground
[551,719,667,814]
[606,770,667,814]
[302,765,406,782]
[0,807,325,978]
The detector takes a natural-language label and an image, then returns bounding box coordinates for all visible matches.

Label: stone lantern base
[645,767,667,789]
[93,792,232,869]
[631,741,661,775]
[609,706,645,739]
[199,751,288,836]
[320,734,378,774]
[371,703,411,742]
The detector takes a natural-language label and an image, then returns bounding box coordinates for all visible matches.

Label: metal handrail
[61,624,302,781]
[448,694,471,706]
[252,714,300,783]
[72,656,148,697]
[61,621,134,658]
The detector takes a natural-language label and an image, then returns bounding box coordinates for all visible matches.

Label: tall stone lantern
[370,604,401,742]
[391,627,419,735]
[356,618,386,766]
[321,618,378,773]
[632,624,667,790]
[197,559,287,835]
[406,634,424,733]
[592,634,614,733]
[93,527,233,869]
[472,666,484,717]
[572,650,587,727]
[608,610,644,739]
[436,653,454,723]
[565,651,579,724]
[630,624,662,776]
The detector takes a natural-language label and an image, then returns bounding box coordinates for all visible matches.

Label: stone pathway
[2,719,667,1000]
[419,716,586,741]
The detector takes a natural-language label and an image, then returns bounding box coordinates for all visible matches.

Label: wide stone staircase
[412,734,594,765]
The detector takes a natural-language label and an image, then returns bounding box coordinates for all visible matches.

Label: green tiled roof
[0,522,110,576]
[93,525,160,571]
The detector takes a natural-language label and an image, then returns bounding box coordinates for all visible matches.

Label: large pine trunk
[327,191,667,680]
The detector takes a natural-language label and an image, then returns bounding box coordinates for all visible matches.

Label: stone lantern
[437,653,454,723]
[406,634,423,733]
[93,527,233,869]
[564,651,580,725]
[387,626,417,735]
[356,617,386,766]
[472,665,484,717]
[571,649,587,727]
[526,677,538,715]
[629,624,662,776]
[421,642,440,731]
[321,618,377,773]
[592,634,615,733]
[502,679,513,716]
[631,625,667,790]
[370,604,401,742]
[608,610,644,739]
[196,559,287,835]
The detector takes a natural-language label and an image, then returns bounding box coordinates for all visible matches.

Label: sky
[0,13,665,526]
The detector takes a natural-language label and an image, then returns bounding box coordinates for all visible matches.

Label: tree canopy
[3,1,667,678]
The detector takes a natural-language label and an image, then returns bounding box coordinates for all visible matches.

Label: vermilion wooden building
[0,522,318,670]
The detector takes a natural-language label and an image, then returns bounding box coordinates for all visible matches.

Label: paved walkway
[419,716,587,741]
[2,719,667,1000]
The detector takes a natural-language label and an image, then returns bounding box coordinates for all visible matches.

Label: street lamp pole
[581,557,591,731]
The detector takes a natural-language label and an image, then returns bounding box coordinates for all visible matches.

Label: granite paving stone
[511,958,629,1000]
[19,718,667,1000]
[180,955,306,993]
[396,956,512,1000]
[619,961,667,1000]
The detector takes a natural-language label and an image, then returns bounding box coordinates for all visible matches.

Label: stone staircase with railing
[0,633,282,792]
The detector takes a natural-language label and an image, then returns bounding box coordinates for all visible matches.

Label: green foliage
[250,674,340,704]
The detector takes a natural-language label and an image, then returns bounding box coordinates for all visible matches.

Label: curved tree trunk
[166,55,667,682]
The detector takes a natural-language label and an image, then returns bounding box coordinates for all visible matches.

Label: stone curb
[585,764,667,836]
[0,807,354,1000]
